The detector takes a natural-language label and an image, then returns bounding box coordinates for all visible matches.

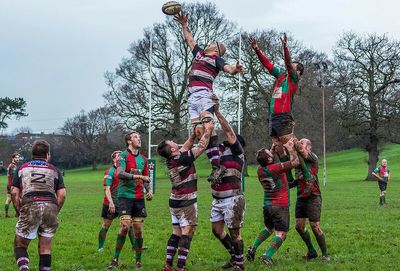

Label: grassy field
[1,144,400,271]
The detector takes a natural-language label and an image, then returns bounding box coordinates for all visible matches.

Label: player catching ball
[249,34,304,157]
[174,11,244,183]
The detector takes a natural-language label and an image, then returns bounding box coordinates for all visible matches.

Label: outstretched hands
[173,11,188,27]
[248,36,258,50]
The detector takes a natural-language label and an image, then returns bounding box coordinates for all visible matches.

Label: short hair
[293,61,304,76]
[11,152,19,159]
[256,148,271,167]
[111,150,121,160]
[32,140,50,159]
[157,140,172,159]
[124,131,138,147]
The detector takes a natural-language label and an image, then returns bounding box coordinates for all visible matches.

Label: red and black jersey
[167,150,197,208]
[7,162,18,187]
[103,165,119,205]
[294,152,321,198]
[211,140,244,199]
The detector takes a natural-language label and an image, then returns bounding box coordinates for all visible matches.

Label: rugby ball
[162,1,181,15]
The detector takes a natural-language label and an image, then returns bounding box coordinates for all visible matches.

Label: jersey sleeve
[104,168,114,186]
[216,57,228,72]
[178,150,195,165]
[255,48,281,78]
[230,140,244,156]
[11,168,21,188]
[192,44,202,57]
[55,170,66,190]
[373,167,380,174]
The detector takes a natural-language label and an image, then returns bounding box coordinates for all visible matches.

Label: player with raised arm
[208,97,246,271]
[249,34,304,157]
[246,140,299,266]
[174,11,244,183]
[5,152,19,218]
[11,140,66,271]
[372,159,390,206]
[157,112,214,271]
[290,138,329,261]
[108,132,153,269]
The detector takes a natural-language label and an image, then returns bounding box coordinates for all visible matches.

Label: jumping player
[108,131,153,269]
[11,140,66,271]
[174,11,244,182]
[372,159,390,206]
[290,138,329,261]
[249,34,304,156]
[246,140,299,266]
[5,152,19,218]
[208,99,246,271]
[157,112,214,271]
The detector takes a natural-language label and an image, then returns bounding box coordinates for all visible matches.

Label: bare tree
[104,2,235,141]
[0,97,28,129]
[332,32,400,179]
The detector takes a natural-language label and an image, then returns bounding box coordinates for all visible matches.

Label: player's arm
[11,168,21,215]
[284,139,299,168]
[191,121,214,159]
[141,159,153,201]
[56,188,66,212]
[174,12,196,51]
[280,33,298,82]
[372,171,382,181]
[249,36,280,78]
[104,186,115,213]
[180,129,197,152]
[117,156,139,180]
[213,96,236,145]
[223,61,244,75]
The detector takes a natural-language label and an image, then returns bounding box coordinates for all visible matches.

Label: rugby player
[372,159,390,206]
[249,34,304,157]
[11,140,66,271]
[108,131,152,269]
[246,139,299,266]
[157,112,214,271]
[208,99,246,271]
[6,152,19,218]
[174,11,244,183]
[291,138,329,261]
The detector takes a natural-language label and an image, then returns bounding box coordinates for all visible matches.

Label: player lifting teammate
[108,131,153,269]
[157,112,214,271]
[246,140,299,266]
[11,140,66,271]
[174,11,244,183]
[249,34,304,158]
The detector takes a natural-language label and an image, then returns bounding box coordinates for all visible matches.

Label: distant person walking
[372,159,390,206]
[6,152,19,218]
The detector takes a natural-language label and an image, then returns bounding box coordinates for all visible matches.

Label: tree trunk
[92,160,97,170]
[366,134,379,180]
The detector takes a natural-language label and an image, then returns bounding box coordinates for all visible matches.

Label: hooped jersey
[103,165,119,205]
[374,166,390,183]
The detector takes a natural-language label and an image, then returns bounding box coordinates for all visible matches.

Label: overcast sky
[1,0,399,134]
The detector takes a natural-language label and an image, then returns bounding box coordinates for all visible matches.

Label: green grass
[1,145,400,270]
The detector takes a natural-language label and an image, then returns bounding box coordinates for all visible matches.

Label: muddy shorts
[118,198,147,219]
[269,113,295,137]
[295,196,322,222]
[170,202,198,227]
[16,201,59,240]
[378,181,387,192]
[210,195,246,229]
[101,204,119,220]
[263,205,289,232]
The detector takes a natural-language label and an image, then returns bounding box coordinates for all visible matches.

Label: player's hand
[248,37,258,49]
[283,139,294,150]
[211,94,220,112]
[280,33,288,46]
[236,61,244,75]
[141,175,150,182]
[131,169,142,175]
[203,117,215,133]
[173,11,188,27]
[146,190,153,201]
[109,203,116,214]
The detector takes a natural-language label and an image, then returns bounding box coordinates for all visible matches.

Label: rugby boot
[161,264,174,271]
[302,250,318,260]
[136,260,142,269]
[259,255,274,266]
[221,256,235,269]
[107,259,118,269]
[246,246,256,262]
[322,255,331,262]
[173,267,187,271]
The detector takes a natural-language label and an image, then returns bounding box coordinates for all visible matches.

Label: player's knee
[212,227,223,239]
[310,222,322,236]
[276,231,287,240]
[229,229,241,241]
[295,223,305,233]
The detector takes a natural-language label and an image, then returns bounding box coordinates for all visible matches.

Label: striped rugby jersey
[188,45,227,95]
[103,165,119,205]
[211,140,244,199]
[167,150,197,208]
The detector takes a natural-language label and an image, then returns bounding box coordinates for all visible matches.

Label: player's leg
[38,236,52,271]
[378,182,385,205]
[308,196,329,261]
[132,199,147,268]
[211,199,235,269]
[98,217,113,251]
[260,206,289,266]
[162,224,181,270]
[14,235,31,271]
[247,206,274,262]
[176,225,196,270]
[295,199,317,259]
[5,186,11,218]
[225,196,246,271]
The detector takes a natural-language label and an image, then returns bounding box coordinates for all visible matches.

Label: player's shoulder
[139,153,149,162]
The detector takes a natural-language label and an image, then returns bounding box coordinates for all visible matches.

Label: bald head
[205,42,226,57]
[300,138,312,151]
[382,159,387,167]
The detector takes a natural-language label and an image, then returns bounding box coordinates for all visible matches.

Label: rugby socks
[128,227,136,249]
[39,254,51,271]
[113,234,126,259]
[165,234,180,266]
[264,236,283,259]
[134,237,143,262]
[98,228,108,250]
[219,233,235,260]
[297,229,316,253]
[5,203,10,216]
[15,247,29,271]
[232,239,244,270]
[379,196,384,205]
[252,228,271,250]
[206,135,221,169]
[315,233,328,257]
[177,235,191,268]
